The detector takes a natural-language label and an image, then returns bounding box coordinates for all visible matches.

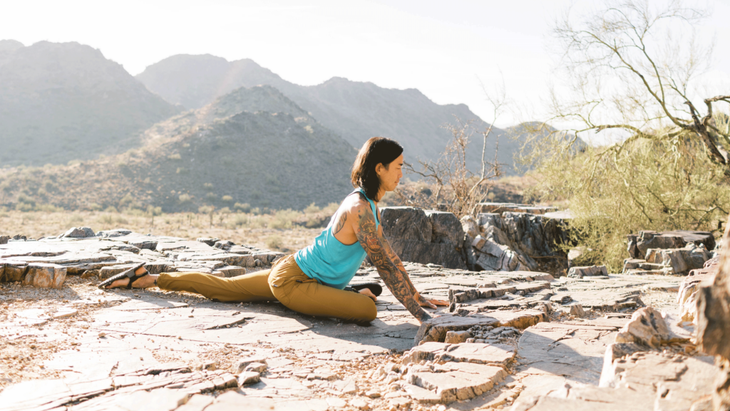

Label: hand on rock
[415,292,449,309]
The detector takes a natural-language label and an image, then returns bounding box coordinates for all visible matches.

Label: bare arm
[353,205,432,323]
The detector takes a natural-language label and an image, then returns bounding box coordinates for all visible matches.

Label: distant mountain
[0,86,356,211]
[137,55,519,174]
[0,40,182,167]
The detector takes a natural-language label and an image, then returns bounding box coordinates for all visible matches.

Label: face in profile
[378,154,404,193]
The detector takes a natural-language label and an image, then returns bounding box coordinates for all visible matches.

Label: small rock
[202,361,218,371]
[569,304,586,318]
[61,227,95,238]
[568,265,608,278]
[349,398,370,410]
[244,362,267,374]
[444,330,472,344]
[238,371,260,386]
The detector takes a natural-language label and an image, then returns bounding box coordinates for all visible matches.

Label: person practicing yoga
[100,137,447,323]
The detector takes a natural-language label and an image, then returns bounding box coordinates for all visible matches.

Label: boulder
[462,211,569,274]
[627,230,715,260]
[381,207,466,269]
[380,207,432,242]
[0,235,9,245]
[696,214,730,409]
[60,227,95,238]
[425,211,463,246]
[615,307,686,348]
[22,263,66,288]
[3,264,27,282]
[568,265,608,278]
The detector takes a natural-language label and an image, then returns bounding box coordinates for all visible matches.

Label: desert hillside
[0,40,182,167]
[137,55,519,173]
[0,86,355,212]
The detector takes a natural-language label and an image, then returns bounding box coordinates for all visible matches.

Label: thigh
[268,256,377,323]
[223,269,275,301]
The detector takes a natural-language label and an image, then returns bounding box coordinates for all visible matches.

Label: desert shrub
[118,193,140,209]
[198,206,215,214]
[233,214,248,227]
[266,235,283,250]
[67,214,84,225]
[124,208,146,217]
[167,153,181,160]
[88,203,103,211]
[526,132,730,271]
[179,194,191,204]
[146,205,163,216]
[304,203,320,214]
[203,183,214,189]
[98,214,114,225]
[15,202,33,212]
[37,204,63,212]
[269,209,301,229]
[104,206,118,213]
[205,192,217,202]
[234,202,251,213]
[221,195,233,203]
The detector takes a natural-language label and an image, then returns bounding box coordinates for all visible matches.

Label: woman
[101,137,447,324]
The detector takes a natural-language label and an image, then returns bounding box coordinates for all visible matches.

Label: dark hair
[351,137,403,200]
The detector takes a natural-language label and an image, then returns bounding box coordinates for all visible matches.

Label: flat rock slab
[404,342,515,366]
[409,362,507,403]
[513,352,717,411]
[516,319,620,385]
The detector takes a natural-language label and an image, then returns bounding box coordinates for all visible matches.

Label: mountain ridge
[0,40,182,167]
[136,54,517,173]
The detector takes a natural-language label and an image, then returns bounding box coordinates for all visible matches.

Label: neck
[374,188,384,202]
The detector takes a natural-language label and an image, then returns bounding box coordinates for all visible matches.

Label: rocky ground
[0,229,714,411]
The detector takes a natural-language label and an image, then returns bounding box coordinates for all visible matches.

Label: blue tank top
[294,188,379,289]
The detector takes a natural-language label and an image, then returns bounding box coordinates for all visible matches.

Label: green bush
[234,202,251,213]
[527,132,730,271]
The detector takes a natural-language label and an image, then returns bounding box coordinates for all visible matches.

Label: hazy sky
[1,0,729,128]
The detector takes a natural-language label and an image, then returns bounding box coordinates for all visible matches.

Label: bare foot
[359,288,377,301]
[106,267,159,289]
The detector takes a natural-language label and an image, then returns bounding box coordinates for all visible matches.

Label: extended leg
[158,269,275,302]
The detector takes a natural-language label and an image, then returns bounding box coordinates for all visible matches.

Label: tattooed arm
[352,203,432,323]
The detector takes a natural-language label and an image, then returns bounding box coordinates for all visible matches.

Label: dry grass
[0,209,323,253]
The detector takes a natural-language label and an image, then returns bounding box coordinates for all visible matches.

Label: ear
[375,162,386,176]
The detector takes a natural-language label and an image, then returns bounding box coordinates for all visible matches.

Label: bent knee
[351,301,377,323]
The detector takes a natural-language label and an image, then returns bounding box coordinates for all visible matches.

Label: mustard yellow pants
[157,255,377,323]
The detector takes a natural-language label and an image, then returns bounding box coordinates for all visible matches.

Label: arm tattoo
[333,213,347,236]
[355,207,431,322]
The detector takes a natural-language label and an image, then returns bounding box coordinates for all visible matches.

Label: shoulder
[341,193,373,221]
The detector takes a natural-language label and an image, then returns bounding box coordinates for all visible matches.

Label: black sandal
[345,282,383,297]
[98,263,147,289]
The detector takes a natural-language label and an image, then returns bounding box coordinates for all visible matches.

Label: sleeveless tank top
[294,188,379,289]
